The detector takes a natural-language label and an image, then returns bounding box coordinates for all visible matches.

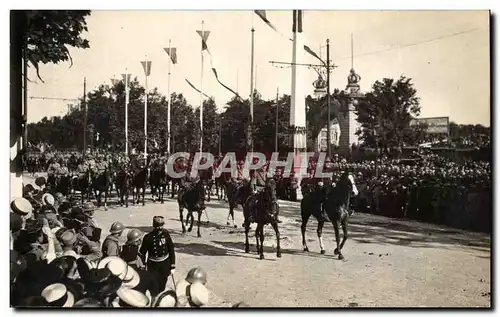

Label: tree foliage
[353,76,422,151]
[24,10,91,81]
[28,74,488,155]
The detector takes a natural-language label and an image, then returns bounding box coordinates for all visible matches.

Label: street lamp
[311,39,334,158]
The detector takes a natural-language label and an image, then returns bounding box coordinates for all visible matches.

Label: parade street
[24,173,490,307]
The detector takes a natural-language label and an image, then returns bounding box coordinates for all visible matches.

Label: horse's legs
[254,225,260,253]
[125,186,129,208]
[188,212,195,232]
[103,188,108,211]
[332,220,343,260]
[227,206,234,226]
[142,186,145,206]
[160,185,165,204]
[317,220,325,254]
[204,210,210,225]
[196,211,202,238]
[179,208,186,233]
[258,223,265,260]
[244,219,251,253]
[301,211,311,252]
[338,219,349,260]
[271,221,282,258]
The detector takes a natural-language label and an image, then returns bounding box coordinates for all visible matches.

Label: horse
[74,169,92,204]
[131,159,149,206]
[300,172,359,260]
[150,158,167,203]
[199,165,214,202]
[177,180,206,237]
[226,178,252,228]
[214,170,231,201]
[90,168,111,210]
[55,174,72,197]
[167,158,186,198]
[115,165,133,207]
[242,178,281,260]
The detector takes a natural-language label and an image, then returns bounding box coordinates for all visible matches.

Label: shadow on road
[276,200,490,252]
[213,240,340,260]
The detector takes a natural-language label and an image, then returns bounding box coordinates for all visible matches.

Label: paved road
[24,174,491,307]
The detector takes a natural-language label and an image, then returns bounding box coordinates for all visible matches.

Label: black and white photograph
[8,6,492,308]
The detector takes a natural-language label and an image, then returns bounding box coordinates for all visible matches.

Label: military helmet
[185,267,207,285]
[109,221,125,234]
[126,229,143,244]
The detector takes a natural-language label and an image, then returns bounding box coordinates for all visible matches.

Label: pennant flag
[211,68,240,98]
[185,79,210,99]
[121,74,131,86]
[254,10,324,65]
[163,47,178,64]
[111,78,121,86]
[140,61,152,76]
[304,45,326,66]
[196,30,210,51]
[254,10,277,32]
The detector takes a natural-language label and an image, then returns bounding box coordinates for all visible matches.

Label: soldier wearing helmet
[120,229,145,269]
[102,221,124,257]
[140,216,176,290]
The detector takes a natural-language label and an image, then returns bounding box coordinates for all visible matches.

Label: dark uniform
[140,216,176,290]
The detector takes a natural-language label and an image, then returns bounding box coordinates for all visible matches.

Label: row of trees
[27,75,489,155]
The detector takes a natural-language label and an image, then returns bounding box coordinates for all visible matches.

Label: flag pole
[167,39,172,155]
[144,55,148,159]
[199,20,204,154]
[124,71,130,155]
[249,25,255,154]
[275,86,279,153]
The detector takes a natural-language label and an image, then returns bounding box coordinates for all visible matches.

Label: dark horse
[115,165,133,207]
[150,158,167,203]
[90,168,111,210]
[226,178,252,228]
[177,180,206,237]
[300,172,359,260]
[131,158,149,206]
[242,179,281,260]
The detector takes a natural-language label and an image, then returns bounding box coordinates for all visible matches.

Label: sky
[26,10,490,126]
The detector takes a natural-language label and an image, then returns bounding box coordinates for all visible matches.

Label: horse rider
[265,176,281,223]
[102,221,125,257]
[140,216,176,290]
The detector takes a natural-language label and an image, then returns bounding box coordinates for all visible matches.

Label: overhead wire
[333,27,485,62]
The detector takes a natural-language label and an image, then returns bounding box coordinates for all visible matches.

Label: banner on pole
[164,47,178,64]
[196,30,210,50]
[140,61,152,76]
[121,73,131,86]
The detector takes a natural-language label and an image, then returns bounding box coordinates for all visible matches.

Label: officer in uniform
[139,216,176,290]
[102,221,124,257]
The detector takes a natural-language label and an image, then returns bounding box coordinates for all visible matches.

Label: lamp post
[218,114,224,156]
[311,39,335,157]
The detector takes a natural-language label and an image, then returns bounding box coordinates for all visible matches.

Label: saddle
[247,191,278,222]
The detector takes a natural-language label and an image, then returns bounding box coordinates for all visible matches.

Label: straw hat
[122,264,140,288]
[153,287,177,308]
[175,279,191,298]
[97,256,128,280]
[11,197,33,217]
[188,282,209,307]
[42,193,55,206]
[115,287,150,308]
[41,283,75,307]
[60,230,78,247]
